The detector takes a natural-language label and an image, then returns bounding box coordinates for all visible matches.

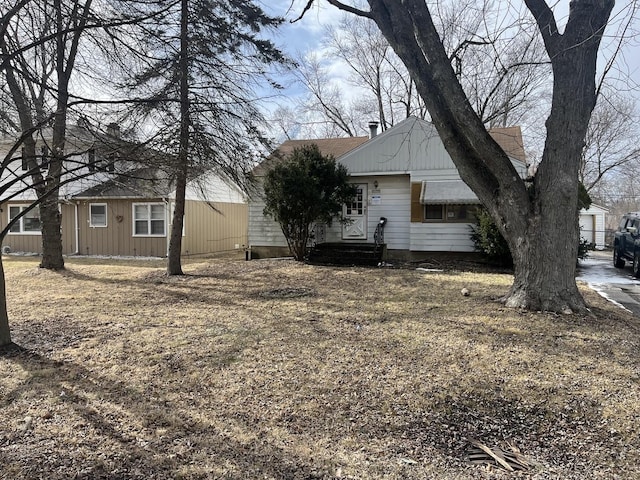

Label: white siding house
[248,116,528,259]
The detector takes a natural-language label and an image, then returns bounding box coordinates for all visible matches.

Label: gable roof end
[488,126,526,164]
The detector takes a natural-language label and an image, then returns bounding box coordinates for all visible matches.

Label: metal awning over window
[420,180,479,204]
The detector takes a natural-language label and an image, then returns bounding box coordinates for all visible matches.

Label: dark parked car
[613,212,640,277]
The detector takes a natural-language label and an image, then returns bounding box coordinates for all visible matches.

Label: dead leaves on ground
[1,257,639,479]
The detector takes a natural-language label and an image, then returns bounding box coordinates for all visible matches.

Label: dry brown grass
[1,255,639,479]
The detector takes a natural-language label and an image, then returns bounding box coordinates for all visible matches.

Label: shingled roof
[72,167,175,199]
[254,121,526,178]
[253,136,369,176]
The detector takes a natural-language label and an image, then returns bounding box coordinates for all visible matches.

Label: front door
[342,184,367,240]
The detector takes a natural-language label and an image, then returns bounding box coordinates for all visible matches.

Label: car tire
[634,254,640,278]
[614,248,625,268]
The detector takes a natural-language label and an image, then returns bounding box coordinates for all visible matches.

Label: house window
[20,146,50,171]
[87,149,96,172]
[346,186,364,215]
[89,203,107,227]
[423,204,478,223]
[133,203,165,236]
[8,205,41,234]
[425,204,444,220]
[87,149,116,173]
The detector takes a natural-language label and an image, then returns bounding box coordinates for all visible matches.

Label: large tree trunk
[39,189,64,270]
[500,0,609,311]
[39,118,65,270]
[505,209,584,312]
[0,256,11,347]
[342,0,614,313]
[166,0,189,276]
[1,40,61,269]
[167,170,187,275]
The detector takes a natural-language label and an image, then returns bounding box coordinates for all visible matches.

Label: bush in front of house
[470,207,514,267]
[263,144,356,261]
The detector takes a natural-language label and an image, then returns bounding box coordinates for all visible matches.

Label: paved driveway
[577,250,640,316]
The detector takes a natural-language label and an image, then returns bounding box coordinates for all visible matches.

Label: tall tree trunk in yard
[500,0,607,311]
[321,0,614,312]
[0,257,11,347]
[40,0,93,270]
[166,0,189,276]
[41,76,65,270]
[3,38,62,269]
[504,12,600,310]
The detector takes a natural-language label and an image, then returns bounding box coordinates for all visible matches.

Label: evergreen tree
[125,0,288,275]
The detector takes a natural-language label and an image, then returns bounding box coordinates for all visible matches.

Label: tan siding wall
[0,202,76,255]
[76,199,167,257]
[60,203,76,254]
[182,201,247,255]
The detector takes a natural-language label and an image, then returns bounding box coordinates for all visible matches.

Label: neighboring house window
[87,149,96,172]
[8,205,41,234]
[89,203,107,227]
[133,203,165,236]
[20,145,49,171]
[87,149,116,173]
[423,204,478,223]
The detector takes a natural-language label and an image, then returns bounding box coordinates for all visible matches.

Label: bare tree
[0,0,98,271]
[580,90,640,193]
[294,52,361,137]
[325,15,424,130]
[297,0,617,313]
[291,1,550,141]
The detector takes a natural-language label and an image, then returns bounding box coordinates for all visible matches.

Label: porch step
[307,242,385,267]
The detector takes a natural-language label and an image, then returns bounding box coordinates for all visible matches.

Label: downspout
[74,201,79,254]
[165,197,171,257]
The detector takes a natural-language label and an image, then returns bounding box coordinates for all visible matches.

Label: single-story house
[579,204,607,250]
[248,116,528,260]
[1,126,248,257]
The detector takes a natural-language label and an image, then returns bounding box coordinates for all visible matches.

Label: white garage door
[579,215,594,243]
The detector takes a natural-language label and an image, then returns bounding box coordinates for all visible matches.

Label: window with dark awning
[420,180,479,204]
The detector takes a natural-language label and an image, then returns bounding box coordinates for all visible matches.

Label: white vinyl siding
[324,176,411,250]
[410,222,477,252]
[89,203,107,227]
[133,203,166,237]
[248,188,288,248]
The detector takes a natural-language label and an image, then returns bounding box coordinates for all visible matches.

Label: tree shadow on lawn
[0,343,335,480]
[34,266,274,311]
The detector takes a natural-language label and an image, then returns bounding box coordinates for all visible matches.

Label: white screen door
[342,184,367,240]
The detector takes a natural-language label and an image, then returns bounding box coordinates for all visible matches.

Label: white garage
[579,204,608,250]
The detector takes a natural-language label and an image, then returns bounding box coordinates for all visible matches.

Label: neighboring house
[248,116,528,260]
[579,204,608,250]
[1,125,247,257]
